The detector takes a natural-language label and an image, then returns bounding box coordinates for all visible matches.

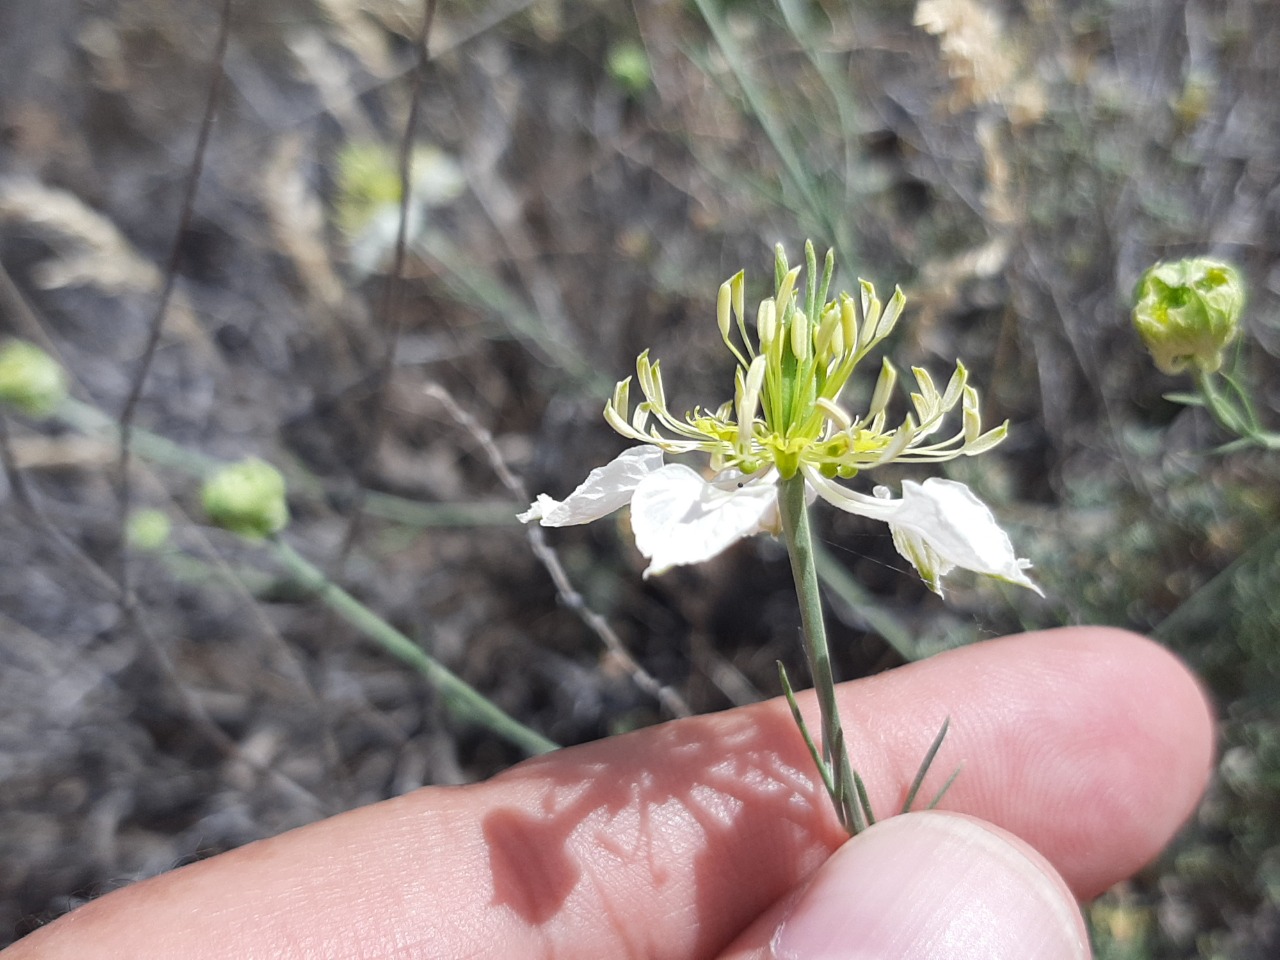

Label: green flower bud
[607,42,651,96]
[0,340,68,417]
[202,459,289,538]
[127,509,172,551]
[1132,258,1244,375]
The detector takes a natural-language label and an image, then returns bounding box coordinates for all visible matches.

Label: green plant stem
[56,397,524,526]
[54,395,553,754]
[270,538,558,757]
[687,0,831,243]
[777,472,863,833]
[59,397,223,475]
[1196,371,1280,450]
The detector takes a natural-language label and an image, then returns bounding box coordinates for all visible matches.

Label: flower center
[603,242,1010,480]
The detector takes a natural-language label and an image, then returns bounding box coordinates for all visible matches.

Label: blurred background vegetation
[0,0,1277,955]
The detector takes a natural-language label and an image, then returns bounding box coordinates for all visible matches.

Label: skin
[3,627,1214,960]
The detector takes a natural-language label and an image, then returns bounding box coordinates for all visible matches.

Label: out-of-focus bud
[1132,258,1244,375]
[127,509,172,551]
[0,340,68,417]
[201,459,289,538]
[607,41,651,97]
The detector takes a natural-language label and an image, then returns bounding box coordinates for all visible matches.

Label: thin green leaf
[778,661,837,800]
[928,766,963,810]
[902,716,951,814]
[853,768,876,828]
[828,725,866,833]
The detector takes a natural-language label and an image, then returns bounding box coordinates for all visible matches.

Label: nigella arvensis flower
[523,245,1038,597]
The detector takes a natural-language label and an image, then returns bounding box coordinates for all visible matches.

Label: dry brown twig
[422,382,692,719]
[115,0,234,596]
[332,0,438,573]
[84,0,331,812]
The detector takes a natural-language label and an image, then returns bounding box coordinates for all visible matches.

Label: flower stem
[52,395,555,755]
[58,398,523,525]
[1196,371,1280,451]
[777,472,865,834]
[271,539,558,757]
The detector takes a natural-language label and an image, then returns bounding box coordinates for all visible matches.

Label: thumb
[719,811,1091,960]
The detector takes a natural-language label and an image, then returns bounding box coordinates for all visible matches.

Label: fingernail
[771,812,1088,960]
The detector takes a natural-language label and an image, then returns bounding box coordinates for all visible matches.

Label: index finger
[5,627,1212,960]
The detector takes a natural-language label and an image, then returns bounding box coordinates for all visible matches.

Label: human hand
[3,627,1212,960]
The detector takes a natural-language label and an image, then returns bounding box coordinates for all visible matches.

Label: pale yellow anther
[731,271,745,328]
[791,309,811,361]
[961,386,982,443]
[717,280,733,340]
[876,287,907,341]
[911,367,942,427]
[635,350,654,397]
[815,396,853,432]
[603,399,630,437]
[828,309,845,359]
[867,358,898,419]
[757,299,778,347]
[632,403,651,432]
[814,304,841,361]
[840,294,858,353]
[649,359,667,409]
[744,352,767,402]
[966,420,1007,454]
[874,415,917,464]
[776,265,802,318]
[860,281,882,351]
[611,376,631,417]
[737,355,768,454]
[913,367,939,407]
[941,362,967,410]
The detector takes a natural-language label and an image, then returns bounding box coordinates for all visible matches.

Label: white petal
[887,479,1041,596]
[801,466,901,522]
[803,467,1039,597]
[518,446,664,526]
[630,465,778,577]
[876,484,954,595]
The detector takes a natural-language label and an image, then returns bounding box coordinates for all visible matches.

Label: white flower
[520,244,1040,597]
[521,447,1040,595]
